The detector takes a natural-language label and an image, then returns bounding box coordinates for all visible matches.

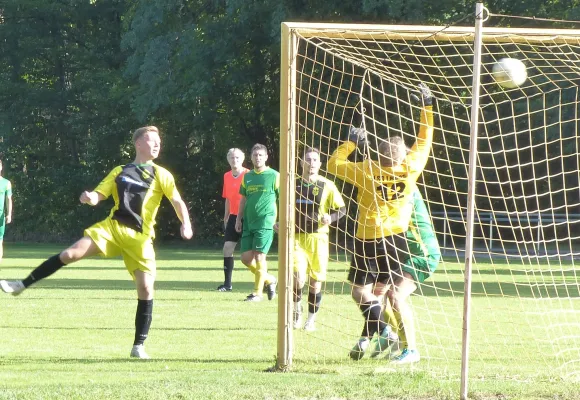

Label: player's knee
[294,274,306,289]
[60,248,81,263]
[223,241,236,257]
[240,253,253,266]
[137,283,154,300]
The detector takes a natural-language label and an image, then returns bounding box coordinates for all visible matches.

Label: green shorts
[402,254,440,283]
[240,228,274,254]
[0,222,5,241]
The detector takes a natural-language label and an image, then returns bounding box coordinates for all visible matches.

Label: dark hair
[303,147,320,157]
[251,143,268,154]
[132,126,159,143]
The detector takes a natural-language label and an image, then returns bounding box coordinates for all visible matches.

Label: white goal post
[278,3,580,393]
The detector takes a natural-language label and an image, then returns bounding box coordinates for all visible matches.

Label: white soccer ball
[491,58,527,89]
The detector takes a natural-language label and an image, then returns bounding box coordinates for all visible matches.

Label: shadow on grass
[418,280,580,298]
[0,357,268,365]
[3,278,576,298]
[442,268,580,277]
[0,326,274,332]
[0,279,263,293]
[3,244,242,261]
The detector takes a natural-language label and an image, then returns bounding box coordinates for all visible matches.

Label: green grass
[0,244,578,399]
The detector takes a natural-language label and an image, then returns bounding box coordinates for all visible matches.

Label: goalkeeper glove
[347,126,368,146]
[410,83,433,106]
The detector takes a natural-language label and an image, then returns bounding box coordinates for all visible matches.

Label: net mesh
[289,24,580,380]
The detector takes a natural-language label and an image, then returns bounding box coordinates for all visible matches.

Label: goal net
[279,20,580,381]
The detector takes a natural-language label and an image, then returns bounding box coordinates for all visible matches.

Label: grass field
[0,243,578,400]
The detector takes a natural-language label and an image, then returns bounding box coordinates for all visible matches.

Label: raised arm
[406,84,435,172]
[328,126,367,185]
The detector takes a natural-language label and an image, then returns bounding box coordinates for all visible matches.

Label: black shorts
[348,234,408,286]
[224,214,241,243]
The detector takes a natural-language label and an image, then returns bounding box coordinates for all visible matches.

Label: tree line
[0,0,578,243]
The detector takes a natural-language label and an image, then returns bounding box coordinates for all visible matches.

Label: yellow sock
[384,298,400,335]
[246,261,257,274]
[394,309,408,347]
[253,260,267,294]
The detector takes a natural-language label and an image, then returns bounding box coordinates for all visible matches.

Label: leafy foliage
[0,0,577,241]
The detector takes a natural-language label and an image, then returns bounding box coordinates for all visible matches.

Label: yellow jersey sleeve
[405,106,434,173]
[327,141,363,185]
[94,166,123,198]
[156,166,178,199]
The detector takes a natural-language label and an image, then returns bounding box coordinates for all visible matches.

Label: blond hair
[378,136,407,167]
[227,148,245,158]
[132,126,159,143]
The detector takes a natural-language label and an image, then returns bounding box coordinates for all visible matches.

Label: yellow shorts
[293,232,329,282]
[84,218,156,278]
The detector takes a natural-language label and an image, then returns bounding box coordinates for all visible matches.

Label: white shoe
[303,319,316,332]
[130,344,150,359]
[0,280,25,296]
[293,302,303,329]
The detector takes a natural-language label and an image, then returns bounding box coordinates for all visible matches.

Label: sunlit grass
[0,244,577,399]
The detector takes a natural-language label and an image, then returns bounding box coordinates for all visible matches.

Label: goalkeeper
[327,83,434,360]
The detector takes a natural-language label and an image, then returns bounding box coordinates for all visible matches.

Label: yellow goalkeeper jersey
[327,106,434,239]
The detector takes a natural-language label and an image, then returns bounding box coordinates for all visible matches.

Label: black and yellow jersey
[95,162,178,237]
[295,176,345,234]
[327,106,434,239]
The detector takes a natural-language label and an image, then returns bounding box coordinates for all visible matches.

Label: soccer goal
[278,2,580,392]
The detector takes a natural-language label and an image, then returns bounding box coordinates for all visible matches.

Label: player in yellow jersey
[293,147,346,331]
[0,126,193,359]
[327,84,434,360]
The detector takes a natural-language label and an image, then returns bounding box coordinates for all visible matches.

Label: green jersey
[239,167,279,231]
[406,189,440,258]
[0,177,12,218]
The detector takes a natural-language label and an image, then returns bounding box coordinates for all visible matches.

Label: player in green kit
[380,188,440,364]
[0,159,13,263]
[235,143,279,302]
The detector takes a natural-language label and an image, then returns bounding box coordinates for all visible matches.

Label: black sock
[134,299,153,346]
[22,254,65,288]
[223,257,234,287]
[359,300,386,338]
[293,286,302,303]
[308,291,322,314]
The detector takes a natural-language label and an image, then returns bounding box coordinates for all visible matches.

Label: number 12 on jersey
[376,182,406,201]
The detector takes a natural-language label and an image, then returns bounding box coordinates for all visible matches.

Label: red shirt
[222,168,249,216]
